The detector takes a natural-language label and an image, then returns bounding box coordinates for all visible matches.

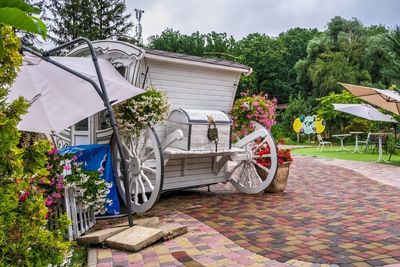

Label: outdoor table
[332,134,352,151]
[350,131,363,153]
[370,132,391,163]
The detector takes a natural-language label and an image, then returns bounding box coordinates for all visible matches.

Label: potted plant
[255,139,293,193]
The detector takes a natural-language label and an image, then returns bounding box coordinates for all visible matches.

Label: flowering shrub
[42,148,112,215]
[64,163,112,215]
[115,86,170,136]
[0,20,69,266]
[256,139,293,167]
[231,92,277,142]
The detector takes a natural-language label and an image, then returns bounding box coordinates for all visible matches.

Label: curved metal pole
[23,37,134,227]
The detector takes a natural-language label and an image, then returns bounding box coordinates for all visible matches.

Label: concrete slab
[105,226,163,252]
[114,217,160,228]
[76,226,129,245]
[152,222,188,241]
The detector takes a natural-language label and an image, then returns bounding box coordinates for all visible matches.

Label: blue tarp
[59,144,120,215]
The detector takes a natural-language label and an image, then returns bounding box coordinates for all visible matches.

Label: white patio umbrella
[339,83,400,115]
[333,103,398,123]
[7,52,144,134]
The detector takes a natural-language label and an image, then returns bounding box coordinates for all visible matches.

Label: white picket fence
[64,186,96,240]
[48,186,96,240]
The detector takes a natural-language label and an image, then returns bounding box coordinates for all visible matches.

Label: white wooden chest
[167,109,232,151]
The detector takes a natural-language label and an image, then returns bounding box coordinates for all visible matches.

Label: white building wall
[139,59,240,112]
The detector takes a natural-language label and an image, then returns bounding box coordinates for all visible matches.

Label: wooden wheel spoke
[141,149,155,162]
[133,179,139,205]
[252,159,270,174]
[253,154,271,159]
[142,165,156,174]
[252,138,268,153]
[250,163,263,185]
[129,175,136,193]
[140,171,154,191]
[230,161,245,176]
[238,164,247,185]
[138,176,148,203]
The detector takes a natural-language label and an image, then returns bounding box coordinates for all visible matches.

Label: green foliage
[295,16,396,99]
[316,90,361,136]
[0,0,46,58]
[0,178,70,266]
[344,118,373,133]
[0,27,27,178]
[384,27,400,86]
[46,0,133,44]
[148,29,236,59]
[22,137,51,177]
[0,20,70,266]
[309,51,370,96]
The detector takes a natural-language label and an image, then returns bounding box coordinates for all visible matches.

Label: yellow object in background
[293,118,302,133]
[315,118,326,133]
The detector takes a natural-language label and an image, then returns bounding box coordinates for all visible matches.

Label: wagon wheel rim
[111,126,164,214]
[229,129,278,194]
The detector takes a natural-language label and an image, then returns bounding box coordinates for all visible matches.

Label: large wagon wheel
[111,126,164,213]
[228,125,278,194]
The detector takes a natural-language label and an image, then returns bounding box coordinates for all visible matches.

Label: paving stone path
[92,156,400,266]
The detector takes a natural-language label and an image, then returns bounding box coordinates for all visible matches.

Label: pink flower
[19,191,30,202]
[45,197,54,207]
[51,192,62,199]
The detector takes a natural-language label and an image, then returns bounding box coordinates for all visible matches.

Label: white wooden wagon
[53,40,278,214]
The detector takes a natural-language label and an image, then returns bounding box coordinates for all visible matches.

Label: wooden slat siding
[147,62,238,82]
[141,59,240,113]
[161,156,227,188]
[148,71,236,86]
[163,176,226,191]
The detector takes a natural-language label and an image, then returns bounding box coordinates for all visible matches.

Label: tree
[46,0,133,44]
[148,29,206,56]
[316,90,361,136]
[309,51,370,96]
[294,17,390,99]
[384,27,400,86]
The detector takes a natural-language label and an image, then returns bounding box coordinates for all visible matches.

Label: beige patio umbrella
[339,83,400,115]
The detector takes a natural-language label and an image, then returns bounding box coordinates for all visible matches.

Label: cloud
[126,0,400,42]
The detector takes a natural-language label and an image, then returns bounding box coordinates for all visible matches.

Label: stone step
[76,226,129,245]
[114,217,160,228]
[151,222,188,241]
[105,226,163,252]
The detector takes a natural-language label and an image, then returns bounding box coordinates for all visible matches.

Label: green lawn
[291,145,400,166]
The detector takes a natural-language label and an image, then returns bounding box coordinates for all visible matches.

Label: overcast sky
[126,0,399,43]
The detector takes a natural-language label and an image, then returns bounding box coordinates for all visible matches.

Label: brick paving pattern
[94,156,400,266]
[93,211,289,267]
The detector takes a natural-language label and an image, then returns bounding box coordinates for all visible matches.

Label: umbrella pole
[24,38,134,227]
